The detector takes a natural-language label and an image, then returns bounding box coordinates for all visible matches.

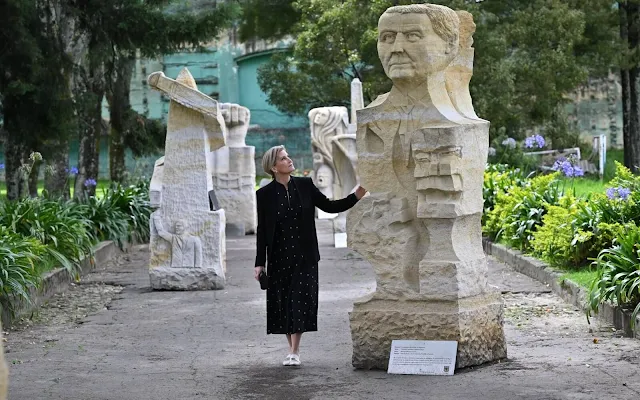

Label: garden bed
[483,238,640,339]
[1,240,122,327]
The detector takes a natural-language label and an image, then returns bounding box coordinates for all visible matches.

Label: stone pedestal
[349,293,507,369]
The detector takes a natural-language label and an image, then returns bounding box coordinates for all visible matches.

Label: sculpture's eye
[405,32,422,42]
[380,32,396,43]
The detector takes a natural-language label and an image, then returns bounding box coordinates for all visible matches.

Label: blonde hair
[262,145,286,178]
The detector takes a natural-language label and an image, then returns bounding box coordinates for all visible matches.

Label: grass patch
[558,177,605,198]
[559,269,598,289]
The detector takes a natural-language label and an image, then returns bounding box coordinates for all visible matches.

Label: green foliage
[0,227,45,314]
[482,164,525,225]
[100,180,153,244]
[530,195,584,267]
[484,173,561,250]
[587,225,640,328]
[0,198,94,272]
[238,0,300,41]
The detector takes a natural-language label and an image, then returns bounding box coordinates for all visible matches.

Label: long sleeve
[309,178,359,214]
[255,189,267,267]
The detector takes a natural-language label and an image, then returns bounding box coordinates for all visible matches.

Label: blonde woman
[254,145,366,366]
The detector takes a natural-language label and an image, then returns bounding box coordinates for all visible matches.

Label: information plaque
[387,340,458,376]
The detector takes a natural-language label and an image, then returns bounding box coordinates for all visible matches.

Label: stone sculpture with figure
[147,68,227,290]
[347,3,506,369]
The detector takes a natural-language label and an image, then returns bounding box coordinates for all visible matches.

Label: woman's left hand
[354,186,367,200]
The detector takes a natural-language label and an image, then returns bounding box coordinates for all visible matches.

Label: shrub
[0,198,93,272]
[99,180,152,244]
[530,195,584,267]
[0,227,45,314]
[483,164,525,225]
[78,196,130,246]
[587,225,640,328]
[484,172,562,250]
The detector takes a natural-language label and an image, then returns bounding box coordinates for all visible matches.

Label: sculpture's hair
[383,4,459,48]
[262,145,286,178]
[308,106,349,166]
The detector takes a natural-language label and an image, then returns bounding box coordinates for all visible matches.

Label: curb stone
[2,240,122,327]
[482,238,640,340]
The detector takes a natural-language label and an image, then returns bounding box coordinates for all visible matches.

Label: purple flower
[0,163,4,170]
[84,178,97,188]
[606,186,632,200]
[552,157,584,178]
[573,166,584,177]
[501,137,516,149]
[524,134,546,149]
[69,166,79,175]
[488,147,496,157]
[618,187,632,200]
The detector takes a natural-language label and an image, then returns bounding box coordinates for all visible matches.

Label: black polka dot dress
[266,179,318,334]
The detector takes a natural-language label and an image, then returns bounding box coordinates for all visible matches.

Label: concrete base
[149,266,225,290]
[349,292,507,369]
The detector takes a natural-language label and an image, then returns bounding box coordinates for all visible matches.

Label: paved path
[6,221,640,400]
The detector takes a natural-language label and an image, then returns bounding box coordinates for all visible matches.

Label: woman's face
[272,149,295,176]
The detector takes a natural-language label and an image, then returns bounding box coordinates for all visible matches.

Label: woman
[254,145,366,366]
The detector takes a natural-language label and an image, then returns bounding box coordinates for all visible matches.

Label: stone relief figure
[309,106,350,199]
[153,213,203,269]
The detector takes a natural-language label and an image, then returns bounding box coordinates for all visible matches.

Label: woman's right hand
[254,266,265,280]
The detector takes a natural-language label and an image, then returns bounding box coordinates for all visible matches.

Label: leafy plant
[484,172,562,250]
[98,180,152,244]
[0,227,45,315]
[0,197,93,273]
[587,225,640,328]
[483,164,525,225]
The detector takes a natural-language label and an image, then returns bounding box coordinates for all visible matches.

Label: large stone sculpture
[147,68,227,290]
[347,4,506,369]
[208,103,257,236]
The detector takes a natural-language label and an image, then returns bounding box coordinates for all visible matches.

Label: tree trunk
[43,139,70,199]
[620,2,632,168]
[4,134,27,201]
[627,0,640,173]
[75,62,105,199]
[107,54,135,184]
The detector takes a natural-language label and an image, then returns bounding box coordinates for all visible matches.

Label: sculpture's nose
[391,35,405,53]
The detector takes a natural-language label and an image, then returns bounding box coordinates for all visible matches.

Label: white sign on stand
[387,340,458,376]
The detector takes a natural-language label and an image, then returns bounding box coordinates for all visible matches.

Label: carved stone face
[175,221,186,235]
[313,109,330,126]
[378,12,456,82]
[316,164,334,198]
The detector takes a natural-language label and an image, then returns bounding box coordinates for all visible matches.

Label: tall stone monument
[147,69,227,290]
[208,103,257,236]
[347,4,506,369]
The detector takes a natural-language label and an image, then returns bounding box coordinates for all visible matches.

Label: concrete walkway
[6,221,640,399]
